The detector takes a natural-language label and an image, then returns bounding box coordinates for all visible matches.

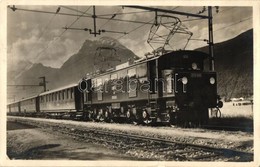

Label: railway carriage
[19,95,39,116]
[38,84,84,118]
[7,101,20,114]
[7,95,39,116]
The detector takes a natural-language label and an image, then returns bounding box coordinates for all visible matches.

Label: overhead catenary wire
[117,18,154,40]
[8,6,154,25]
[60,6,92,16]
[98,7,122,29]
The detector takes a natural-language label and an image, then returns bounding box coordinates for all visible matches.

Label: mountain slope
[196,29,253,99]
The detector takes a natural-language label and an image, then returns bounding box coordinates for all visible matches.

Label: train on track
[7,50,223,126]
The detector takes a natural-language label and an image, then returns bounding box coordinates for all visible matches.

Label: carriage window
[62,90,65,100]
[59,91,61,100]
[128,68,136,78]
[68,89,70,99]
[66,89,69,99]
[71,88,74,99]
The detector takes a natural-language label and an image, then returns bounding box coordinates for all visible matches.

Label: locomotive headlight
[210,77,215,84]
[182,77,188,84]
[191,62,198,70]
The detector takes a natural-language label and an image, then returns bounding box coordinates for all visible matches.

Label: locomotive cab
[155,50,220,126]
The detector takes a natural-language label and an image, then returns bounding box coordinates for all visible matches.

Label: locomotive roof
[39,83,78,96]
[91,50,208,78]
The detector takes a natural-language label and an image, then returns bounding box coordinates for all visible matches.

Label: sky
[7,6,253,69]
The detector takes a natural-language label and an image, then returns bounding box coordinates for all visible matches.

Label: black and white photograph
[1,1,259,167]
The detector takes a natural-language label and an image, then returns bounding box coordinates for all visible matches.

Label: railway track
[10,117,253,161]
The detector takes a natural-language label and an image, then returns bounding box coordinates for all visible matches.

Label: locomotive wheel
[126,110,133,123]
[97,110,104,122]
[88,111,95,121]
[104,110,111,123]
[142,110,151,125]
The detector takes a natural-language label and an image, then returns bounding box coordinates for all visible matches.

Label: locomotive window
[92,79,96,88]
[117,69,126,80]
[97,78,102,87]
[137,64,147,78]
[128,68,136,78]
[166,74,173,93]
[103,75,110,83]
[111,73,118,80]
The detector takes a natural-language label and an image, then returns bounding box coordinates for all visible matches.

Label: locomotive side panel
[91,62,149,104]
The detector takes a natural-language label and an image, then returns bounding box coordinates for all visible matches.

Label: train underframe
[8,102,212,127]
[81,98,211,126]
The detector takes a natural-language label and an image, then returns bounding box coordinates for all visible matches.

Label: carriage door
[162,70,174,97]
[83,79,92,105]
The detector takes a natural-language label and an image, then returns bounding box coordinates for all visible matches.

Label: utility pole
[39,76,47,92]
[89,6,100,37]
[208,6,215,71]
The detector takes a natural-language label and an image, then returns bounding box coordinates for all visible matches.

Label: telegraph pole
[208,6,215,71]
[39,76,47,92]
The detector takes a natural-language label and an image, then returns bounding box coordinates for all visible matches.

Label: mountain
[196,29,253,100]
[56,37,138,88]
[7,59,33,85]
[8,37,137,102]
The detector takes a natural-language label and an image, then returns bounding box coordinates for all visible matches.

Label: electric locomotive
[80,50,222,125]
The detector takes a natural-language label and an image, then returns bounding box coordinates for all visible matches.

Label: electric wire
[8,6,154,25]
[60,6,92,16]
[117,18,154,40]
[97,10,152,17]
[98,8,122,29]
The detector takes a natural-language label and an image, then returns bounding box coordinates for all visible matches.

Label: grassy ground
[208,102,253,131]
[220,102,253,118]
